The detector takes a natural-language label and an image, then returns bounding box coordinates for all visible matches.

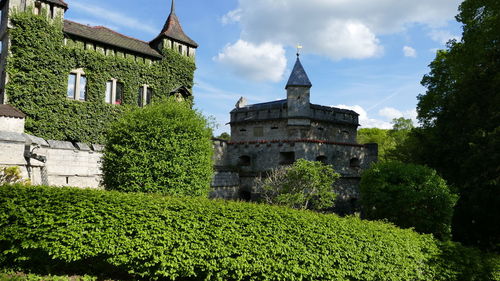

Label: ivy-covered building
[0,0,198,143]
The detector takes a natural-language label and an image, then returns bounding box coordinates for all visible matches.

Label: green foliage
[357,118,414,161]
[0,269,98,281]
[6,11,195,143]
[3,184,498,281]
[0,167,30,185]
[360,161,458,240]
[215,132,230,140]
[102,98,213,196]
[258,159,339,211]
[413,0,500,250]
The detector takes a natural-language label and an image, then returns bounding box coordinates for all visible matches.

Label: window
[238,155,251,166]
[280,152,295,165]
[49,4,54,18]
[350,158,361,168]
[67,70,86,101]
[178,45,182,54]
[138,85,153,107]
[316,156,327,164]
[34,1,41,15]
[104,79,124,105]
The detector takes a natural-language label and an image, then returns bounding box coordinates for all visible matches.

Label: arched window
[239,155,251,166]
[316,156,327,164]
[350,158,361,168]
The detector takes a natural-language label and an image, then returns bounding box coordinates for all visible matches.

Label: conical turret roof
[152,0,198,48]
[285,56,312,89]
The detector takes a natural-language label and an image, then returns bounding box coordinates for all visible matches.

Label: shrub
[257,159,340,211]
[0,167,30,185]
[101,98,213,196]
[3,184,498,281]
[360,161,458,239]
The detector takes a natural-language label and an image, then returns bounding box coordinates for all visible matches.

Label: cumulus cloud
[428,29,461,44]
[379,107,418,124]
[335,105,393,129]
[214,40,287,82]
[403,46,417,57]
[223,0,461,61]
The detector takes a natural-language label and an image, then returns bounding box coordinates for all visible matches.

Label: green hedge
[0,185,498,281]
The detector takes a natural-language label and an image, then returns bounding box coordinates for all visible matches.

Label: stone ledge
[24,134,49,147]
[47,140,76,150]
[0,131,26,143]
[75,142,91,151]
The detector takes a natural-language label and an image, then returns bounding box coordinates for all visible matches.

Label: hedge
[0,184,498,281]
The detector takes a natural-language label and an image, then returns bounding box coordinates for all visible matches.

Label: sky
[64,0,463,135]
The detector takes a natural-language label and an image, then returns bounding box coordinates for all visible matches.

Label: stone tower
[150,0,198,58]
[286,54,312,126]
[0,0,67,104]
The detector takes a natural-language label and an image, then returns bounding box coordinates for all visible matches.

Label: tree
[360,161,458,240]
[102,98,214,197]
[357,128,393,160]
[215,132,230,140]
[257,159,340,211]
[386,117,415,161]
[414,0,500,250]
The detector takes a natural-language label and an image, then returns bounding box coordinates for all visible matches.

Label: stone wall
[0,130,103,188]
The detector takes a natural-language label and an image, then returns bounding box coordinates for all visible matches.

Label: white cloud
[428,29,461,44]
[221,8,242,25]
[223,0,461,61]
[69,1,156,34]
[403,46,417,57]
[335,104,393,129]
[379,107,418,124]
[214,40,287,82]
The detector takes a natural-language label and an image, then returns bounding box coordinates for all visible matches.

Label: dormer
[150,0,198,58]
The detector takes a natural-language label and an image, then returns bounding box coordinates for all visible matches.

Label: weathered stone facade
[210,56,378,212]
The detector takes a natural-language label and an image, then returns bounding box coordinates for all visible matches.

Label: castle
[0,0,376,211]
[211,55,377,212]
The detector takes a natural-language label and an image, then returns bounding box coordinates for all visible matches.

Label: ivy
[5,11,196,143]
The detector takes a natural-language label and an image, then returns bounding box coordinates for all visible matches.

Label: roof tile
[0,105,26,118]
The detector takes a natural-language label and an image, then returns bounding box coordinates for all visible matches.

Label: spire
[285,55,312,89]
[150,0,198,48]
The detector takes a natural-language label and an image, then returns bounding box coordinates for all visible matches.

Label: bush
[0,167,30,185]
[101,98,213,196]
[2,184,498,281]
[360,161,458,239]
[257,159,340,211]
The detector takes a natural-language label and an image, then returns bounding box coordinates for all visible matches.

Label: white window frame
[105,78,124,105]
[138,84,152,107]
[67,68,86,101]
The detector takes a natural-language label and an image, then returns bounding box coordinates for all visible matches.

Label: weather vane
[296,44,303,57]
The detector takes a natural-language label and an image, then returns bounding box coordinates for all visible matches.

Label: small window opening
[316,156,327,164]
[350,158,361,168]
[49,4,55,18]
[65,177,69,184]
[239,128,247,132]
[280,152,295,165]
[238,155,251,166]
[239,189,252,201]
[115,82,124,105]
[178,45,182,54]
[318,127,325,131]
[271,126,279,130]
[34,1,42,15]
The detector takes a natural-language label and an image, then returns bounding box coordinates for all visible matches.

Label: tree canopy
[414,0,500,251]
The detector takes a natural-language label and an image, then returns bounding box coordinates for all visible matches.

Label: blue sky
[64,0,463,135]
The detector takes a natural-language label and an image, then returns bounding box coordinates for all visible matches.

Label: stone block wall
[0,131,103,188]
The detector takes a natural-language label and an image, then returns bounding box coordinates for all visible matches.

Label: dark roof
[286,56,312,89]
[63,20,162,59]
[44,0,68,9]
[0,0,68,9]
[231,99,287,113]
[151,0,198,48]
[0,104,26,118]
